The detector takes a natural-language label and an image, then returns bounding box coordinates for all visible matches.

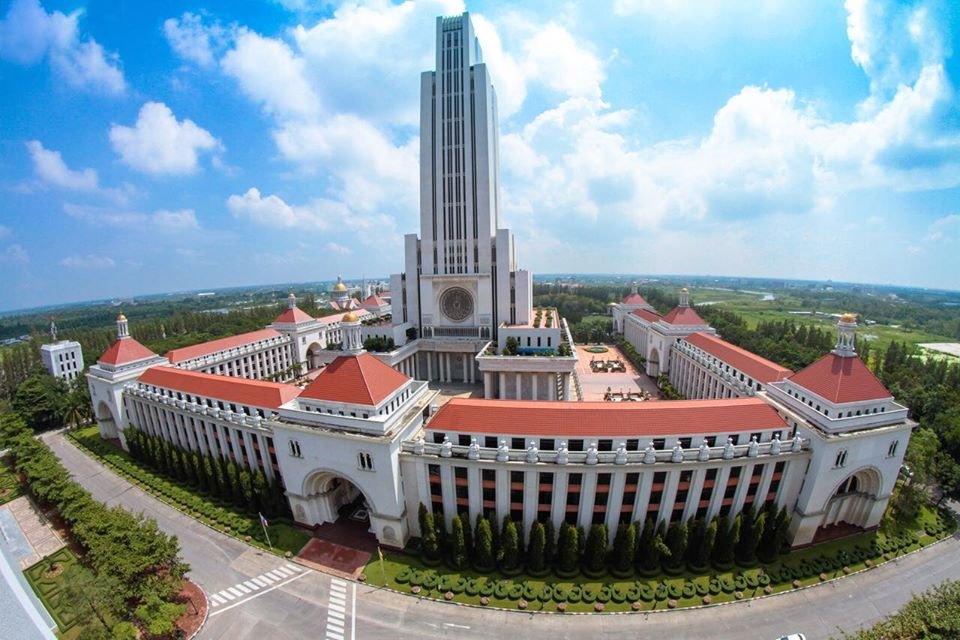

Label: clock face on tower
[440,287,474,323]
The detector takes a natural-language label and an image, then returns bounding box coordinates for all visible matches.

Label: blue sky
[1,0,958,311]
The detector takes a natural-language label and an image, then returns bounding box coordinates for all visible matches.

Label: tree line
[124,427,291,519]
[0,414,188,639]
[417,502,790,577]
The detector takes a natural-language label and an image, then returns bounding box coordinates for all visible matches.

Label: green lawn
[68,426,311,556]
[23,547,99,640]
[363,506,954,613]
[0,457,23,506]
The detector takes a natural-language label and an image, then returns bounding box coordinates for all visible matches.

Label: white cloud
[325,242,352,255]
[0,225,10,240]
[26,140,98,191]
[221,29,320,118]
[59,254,115,269]
[0,244,30,264]
[64,203,202,232]
[0,0,125,95]
[109,102,222,176]
[226,187,347,230]
[164,12,229,67]
[520,23,604,100]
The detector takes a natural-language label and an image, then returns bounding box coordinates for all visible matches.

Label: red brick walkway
[295,501,377,578]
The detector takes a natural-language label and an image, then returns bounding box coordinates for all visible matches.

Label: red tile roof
[165,329,282,364]
[428,397,786,437]
[630,308,661,323]
[662,306,707,326]
[685,333,792,384]
[621,292,649,305]
[788,354,891,404]
[138,366,300,409]
[273,306,315,324]
[362,295,388,307]
[99,337,158,366]
[299,353,409,406]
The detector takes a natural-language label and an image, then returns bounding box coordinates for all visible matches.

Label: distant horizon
[3,271,958,317]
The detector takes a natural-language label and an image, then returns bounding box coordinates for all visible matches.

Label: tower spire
[679,287,690,308]
[288,291,297,309]
[49,317,57,342]
[117,313,130,339]
[832,313,858,357]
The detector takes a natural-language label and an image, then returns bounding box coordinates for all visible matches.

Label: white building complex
[87,12,912,551]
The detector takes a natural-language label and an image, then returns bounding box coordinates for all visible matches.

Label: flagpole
[260,512,273,550]
[378,546,386,586]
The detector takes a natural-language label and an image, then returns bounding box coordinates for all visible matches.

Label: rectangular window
[511,437,526,450]
[540,438,555,451]
[835,449,848,468]
[679,437,692,449]
[568,439,584,452]
[484,436,498,448]
[653,438,666,450]
[433,432,446,444]
[458,434,471,446]
[887,441,899,458]
[598,439,613,452]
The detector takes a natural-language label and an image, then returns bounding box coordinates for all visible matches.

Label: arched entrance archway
[820,466,883,531]
[306,342,324,370]
[95,401,118,439]
[647,347,661,377]
[293,470,377,536]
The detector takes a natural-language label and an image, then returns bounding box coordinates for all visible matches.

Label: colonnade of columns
[670,349,742,400]
[481,371,573,401]
[420,351,479,384]
[127,396,276,482]
[192,343,294,381]
[415,456,798,544]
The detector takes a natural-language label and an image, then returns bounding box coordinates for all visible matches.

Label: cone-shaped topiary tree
[665,521,688,571]
[612,522,636,574]
[501,519,520,571]
[449,513,467,569]
[475,516,494,569]
[528,521,546,573]
[585,523,608,574]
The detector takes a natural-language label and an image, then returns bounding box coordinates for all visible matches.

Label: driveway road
[46,431,960,640]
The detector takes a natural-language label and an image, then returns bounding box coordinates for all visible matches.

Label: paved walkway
[0,499,58,640]
[0,497,65,569]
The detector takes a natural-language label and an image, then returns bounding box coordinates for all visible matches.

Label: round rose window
[440,287,474,322]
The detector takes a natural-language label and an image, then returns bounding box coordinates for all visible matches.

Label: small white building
[41,339,84,383]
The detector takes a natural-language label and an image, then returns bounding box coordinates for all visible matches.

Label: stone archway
[647,347,661,377]
[296,470,378,532]
[820,466,883,531]
[95,401,118,439]
[306,342,325,370]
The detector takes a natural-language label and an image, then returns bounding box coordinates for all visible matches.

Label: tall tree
[501,519,520,570]
[612,522,636,574]
[528,521,546,573]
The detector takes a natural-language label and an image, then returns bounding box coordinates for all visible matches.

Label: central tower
[392,12,532,379]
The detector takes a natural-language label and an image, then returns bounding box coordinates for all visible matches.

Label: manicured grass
[0,457,23,506]
[68,426,311,556]
[24,547,91,639]
[363,506,955,613]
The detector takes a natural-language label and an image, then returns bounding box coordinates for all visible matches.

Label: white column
[495,468,509,522]
[484,372,492,399]
[499,372,506,399]
[522,470,538,543]
[440,464,456,530]
[605,472,627,542]
[708,466,732,521]
[467,465,482,523]
[578,471,598,530]
[731,462,756,515]
[548,375,557,401]
[658,470,681,526]
[427,352,433,381]
[550,471,569,532]
[256,433,275,482]
[755,461,777,507]
[531,373,539,401]
[562,373,571,401]
[682,469,706,522]
[634,471,653,524]
[515,372,522,400]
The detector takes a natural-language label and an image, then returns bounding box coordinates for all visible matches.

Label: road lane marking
[209,570,310,617]
[351,582,357,640]
[234,583,251,594]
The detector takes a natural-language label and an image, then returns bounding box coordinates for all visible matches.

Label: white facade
[40,340,84,382]
[391,12,533,381]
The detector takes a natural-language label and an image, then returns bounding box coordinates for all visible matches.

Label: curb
[357,530,957,616]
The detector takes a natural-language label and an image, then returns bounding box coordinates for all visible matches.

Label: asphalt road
[46,431,960,640]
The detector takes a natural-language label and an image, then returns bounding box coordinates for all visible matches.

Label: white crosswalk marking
[323,577,353,640]
[209,565,311,608]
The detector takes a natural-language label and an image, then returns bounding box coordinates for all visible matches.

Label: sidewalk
[0,497,59,640]
[0,497,65,569]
